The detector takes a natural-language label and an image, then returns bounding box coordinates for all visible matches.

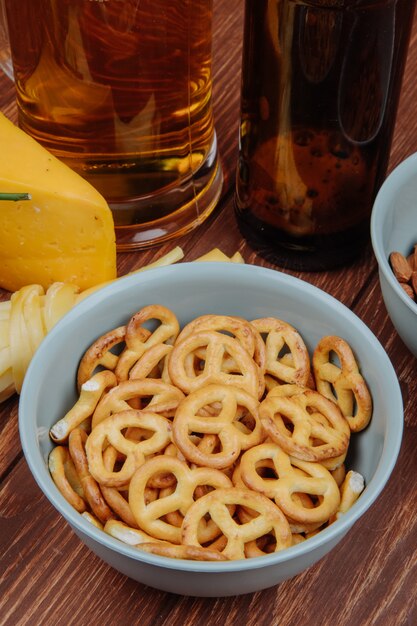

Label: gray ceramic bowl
[371,152,417,357]
[19,263,402,597]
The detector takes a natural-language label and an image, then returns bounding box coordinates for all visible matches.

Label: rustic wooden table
[1,2,417,625]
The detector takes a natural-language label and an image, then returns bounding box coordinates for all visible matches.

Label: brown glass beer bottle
[235,0,416,270]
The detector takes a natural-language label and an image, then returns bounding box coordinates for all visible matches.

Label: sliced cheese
[0,113,117,292]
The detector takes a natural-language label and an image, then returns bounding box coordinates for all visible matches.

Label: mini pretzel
[239,442,340,524]
[259,389,350,462]
[48,446,86,513]
[338,470,365,512]
[86,409,172,487]
[251,317,311,387]
[182,488,292,560]
[232,460,322,534]
[329,470,365,523]
[313,336,372,432]
[128,455,233,544]
[50,370,117,443]
[269,384,347,471]
[91,378,185,428]
[172,384,264,469]
[115,305,180,381]
[104,519,162,546]
[77,325,127,389]
[138,542,228,562]
[68,428,115,523]
[168,331,261,398]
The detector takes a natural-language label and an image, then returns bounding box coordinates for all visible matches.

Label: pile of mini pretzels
[48,305,372,561]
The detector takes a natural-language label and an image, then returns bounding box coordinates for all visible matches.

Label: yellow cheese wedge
[0,113,117,292]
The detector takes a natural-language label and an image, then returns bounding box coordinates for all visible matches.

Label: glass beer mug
[0,0,223,250]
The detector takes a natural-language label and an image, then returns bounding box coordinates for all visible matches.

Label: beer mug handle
[0,0,14,80]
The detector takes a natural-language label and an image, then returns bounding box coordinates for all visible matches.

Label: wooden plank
[1,0,417,623]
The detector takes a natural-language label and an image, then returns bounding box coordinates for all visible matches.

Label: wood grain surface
[1,1,417,625]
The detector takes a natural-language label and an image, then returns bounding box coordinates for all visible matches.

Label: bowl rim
[371,151,417,316]
[19,262,404,573]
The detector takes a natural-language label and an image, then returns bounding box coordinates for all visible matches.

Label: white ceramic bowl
[19,263,403,597]
[371,152,417,357]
